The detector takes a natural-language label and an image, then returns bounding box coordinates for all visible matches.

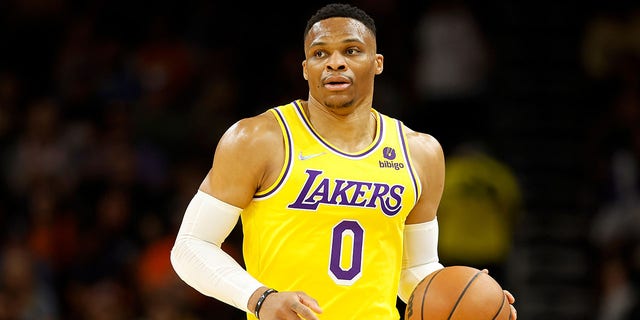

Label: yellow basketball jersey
[241,100,422,320]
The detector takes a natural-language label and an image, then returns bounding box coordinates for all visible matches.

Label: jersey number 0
[329,220,364,285]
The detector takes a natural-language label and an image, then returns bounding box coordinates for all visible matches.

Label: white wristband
[398,218,444,302]
[170,190,264,313]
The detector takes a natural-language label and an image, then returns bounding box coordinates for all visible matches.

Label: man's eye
[314,51,325,58]
[346,48,360,55]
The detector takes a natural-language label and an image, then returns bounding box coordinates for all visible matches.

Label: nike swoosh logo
[298,151,326,161]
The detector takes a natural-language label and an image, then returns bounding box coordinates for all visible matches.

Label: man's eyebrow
[309,38,365,47]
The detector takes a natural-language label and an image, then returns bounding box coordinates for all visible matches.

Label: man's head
[302,3,383,110]
[304,3,376,41]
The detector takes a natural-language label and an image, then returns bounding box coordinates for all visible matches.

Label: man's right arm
[171,111,323,319]
[170,112,279,313]
[170,189,265,313]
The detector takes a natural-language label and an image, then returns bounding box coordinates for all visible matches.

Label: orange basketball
[405,266,511,320]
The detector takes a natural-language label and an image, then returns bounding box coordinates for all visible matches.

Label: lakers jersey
[241,100,422,320]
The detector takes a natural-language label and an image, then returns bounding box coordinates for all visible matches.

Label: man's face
[303,17,383,110]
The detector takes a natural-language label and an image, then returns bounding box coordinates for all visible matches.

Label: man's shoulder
[372,110,441,152]
[401,125,443,161]
[228,110,281,142]
[217,100,300,154]
[237,100,299,127]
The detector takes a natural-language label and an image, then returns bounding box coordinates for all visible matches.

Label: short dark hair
[304,3,376,39]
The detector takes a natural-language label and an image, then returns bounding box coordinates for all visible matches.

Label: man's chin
[323,96,354,109]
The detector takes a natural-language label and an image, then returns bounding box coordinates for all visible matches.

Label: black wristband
[254,288,278,319]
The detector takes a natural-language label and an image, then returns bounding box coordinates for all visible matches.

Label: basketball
[405,266,511,320]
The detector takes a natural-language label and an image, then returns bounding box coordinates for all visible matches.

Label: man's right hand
[249,287,323,320]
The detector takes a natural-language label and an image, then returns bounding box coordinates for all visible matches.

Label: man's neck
[302,98,377,153]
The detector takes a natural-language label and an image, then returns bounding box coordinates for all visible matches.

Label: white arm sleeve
[398,218,444,302]
[170,190,264,313]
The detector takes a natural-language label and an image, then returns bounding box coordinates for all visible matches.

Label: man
[170,3,516,320]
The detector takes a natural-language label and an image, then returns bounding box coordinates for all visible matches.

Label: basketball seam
[492,290,506,320]
[447,270,483,320]
[421,268,444,319]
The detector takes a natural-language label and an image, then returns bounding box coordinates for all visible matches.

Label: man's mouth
[323,76,351,90]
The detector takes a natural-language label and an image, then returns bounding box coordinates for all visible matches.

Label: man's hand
[481,269,517,319]
[258,291,322,320]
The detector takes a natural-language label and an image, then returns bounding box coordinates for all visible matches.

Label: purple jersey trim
[254,107,293,199]
[292,100,384,158]
[397,120,420,205]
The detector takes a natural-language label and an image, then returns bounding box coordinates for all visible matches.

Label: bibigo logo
[379,147,404,170]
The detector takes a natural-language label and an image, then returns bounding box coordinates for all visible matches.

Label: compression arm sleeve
[398,218,444,302]
[170,190,264,313]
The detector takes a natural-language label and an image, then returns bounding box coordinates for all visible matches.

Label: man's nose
[326,52,347,71]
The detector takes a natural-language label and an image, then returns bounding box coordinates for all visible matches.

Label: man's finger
[298,293,323,314]
[504,290,515,303]
[291,302,321,320]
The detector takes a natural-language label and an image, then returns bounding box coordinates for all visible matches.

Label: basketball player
[170,3,517,320]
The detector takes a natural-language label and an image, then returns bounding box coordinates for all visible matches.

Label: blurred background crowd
[0,0,639,319]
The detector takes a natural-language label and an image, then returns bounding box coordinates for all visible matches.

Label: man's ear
[375,54,384,75]
[302,60,308,80]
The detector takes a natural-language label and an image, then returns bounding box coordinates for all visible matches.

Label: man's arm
[399,129,517,319]
[405,130,446,225]
[170,189,264,312]
[398,130,446,301]
[171,112,281,313]
[170,111,322,319]
[201,112,284,208]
